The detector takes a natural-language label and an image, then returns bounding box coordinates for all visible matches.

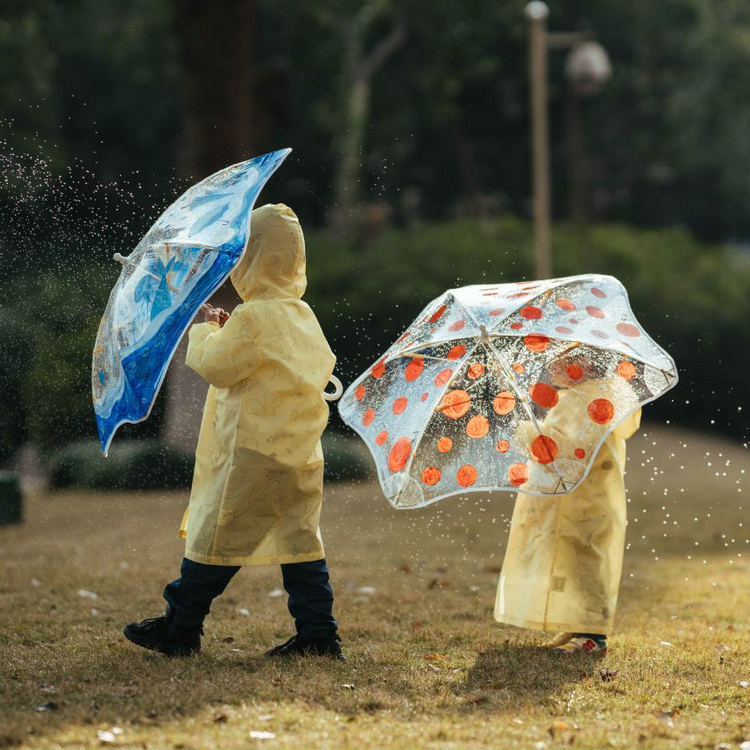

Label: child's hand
[200,304,230,327]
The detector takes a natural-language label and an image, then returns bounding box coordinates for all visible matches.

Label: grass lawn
[2,423,750,749]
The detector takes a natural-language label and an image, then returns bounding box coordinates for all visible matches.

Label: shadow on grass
[461,644,599,708]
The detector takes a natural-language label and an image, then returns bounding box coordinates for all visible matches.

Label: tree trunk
[170,0,256,178]
[164,0,256,453]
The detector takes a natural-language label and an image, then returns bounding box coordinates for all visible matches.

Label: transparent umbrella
[338,274,677,508]
[92,148,290,454]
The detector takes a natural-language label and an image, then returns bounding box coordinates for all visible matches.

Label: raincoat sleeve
[185,312,258,388]
[613,407,641,440]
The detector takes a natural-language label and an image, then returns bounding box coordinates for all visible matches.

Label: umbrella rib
[396,338,484,502]
[484,336,574,494]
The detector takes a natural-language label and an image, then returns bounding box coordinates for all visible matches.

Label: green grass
[1,423,750,749]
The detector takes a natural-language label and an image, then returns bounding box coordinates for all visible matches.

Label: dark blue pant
[163,557,337,639]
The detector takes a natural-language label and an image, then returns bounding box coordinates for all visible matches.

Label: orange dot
[555,326,574,334]
[616,322,640,338]
[586,305,605,319]
[566,364,583,380]
[510,322,523,330]
[520,305,543,320]
[467,362,485,379]
[422,466,442,486]
[355,384,365,401]
[376,431,388,445]
[429,304,447,324]
[531,434,559,464]
[421,392,429,401]
[363,409,375,426]
[574,448,585,459]
[496,439,510,453]
[556,298,576,311]
[435,368,453,387]
[617,361,636,380]
[466,415,490,438]
[591,287,607,298]
[393,397,408,415]
[437,437,453,453]
[508,463,529,487]
[524,334,550,352]
[449,320,466,331]
[372,359,386,378]
[447,345,466,360]
[493,391,516,415]
[405,357,424,382]
[530,382,559,409]
[588,398,615,424]
[512,363,526,374]
[388,437,412,472]
[457,464,478,487]
[439,389,471,419]
[489,308,505,316]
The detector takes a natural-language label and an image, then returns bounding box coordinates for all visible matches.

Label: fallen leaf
[249,730,276,740]
[548,720,572,737]
[238,608,250,617]
[356,586,376,595]
[77,589,98,601]
[426,663,441,672]
[600,669,618,682]
[267,588,283,599]
[424,654,444,661]
[428,577,450,589]
[97,730,116,743]
[397,565,412,573]
[659,640,674,648]
[35,701,58,712]
[30,578,41,588]
[213,714,228,724]
[339,684,355,690]
[740,681,750,688]
[410,621,422,630]
[258,715,274,721]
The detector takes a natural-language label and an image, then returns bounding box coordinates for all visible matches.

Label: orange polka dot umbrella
[338,274,678,509]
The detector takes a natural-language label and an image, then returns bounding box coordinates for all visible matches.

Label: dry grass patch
[1,423,750,749]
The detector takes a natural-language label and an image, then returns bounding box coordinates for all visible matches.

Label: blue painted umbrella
[92,148,291,455]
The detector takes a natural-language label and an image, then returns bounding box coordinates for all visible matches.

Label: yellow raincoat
[178,204,336,566]
[495,379,641,634]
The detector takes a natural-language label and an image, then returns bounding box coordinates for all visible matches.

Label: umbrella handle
[323,375,343,402]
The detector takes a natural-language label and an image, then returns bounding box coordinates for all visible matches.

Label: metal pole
[525,2,551,279]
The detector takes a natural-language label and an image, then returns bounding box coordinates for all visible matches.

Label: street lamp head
[524,2,549,22]
[565,40,612,95]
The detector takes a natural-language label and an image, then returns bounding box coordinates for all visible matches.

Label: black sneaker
[266,633,346,661]
[123,615,202,657]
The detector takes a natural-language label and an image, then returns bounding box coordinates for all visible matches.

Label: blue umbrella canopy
[92,148,291,455]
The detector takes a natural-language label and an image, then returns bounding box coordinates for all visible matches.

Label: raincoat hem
[184,548,325,567]
[494,612,614,636]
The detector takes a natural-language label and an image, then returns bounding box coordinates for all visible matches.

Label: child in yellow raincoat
[123,204,344,659]
[494,353,641,655]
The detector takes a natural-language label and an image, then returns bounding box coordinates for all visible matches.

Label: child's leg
[280,558,337,639]
[163,557,241,630]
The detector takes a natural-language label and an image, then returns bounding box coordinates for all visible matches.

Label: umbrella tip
[113,253,128,265]
[479,324,490,342]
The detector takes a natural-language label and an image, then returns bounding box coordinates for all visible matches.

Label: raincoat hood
[231,203,307,301]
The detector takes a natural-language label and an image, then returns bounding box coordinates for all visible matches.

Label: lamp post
[524,3,611,276]
[525,1,551,280]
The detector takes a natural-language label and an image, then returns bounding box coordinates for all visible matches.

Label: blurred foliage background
[1,0,749,482]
